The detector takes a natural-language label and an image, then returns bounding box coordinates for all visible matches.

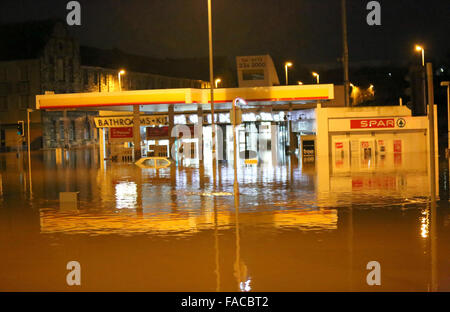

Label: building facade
[0,20,208,151]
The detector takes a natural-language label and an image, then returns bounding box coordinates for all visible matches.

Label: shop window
[70,120,75,141]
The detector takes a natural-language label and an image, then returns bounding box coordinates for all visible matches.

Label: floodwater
[0,149,449,291]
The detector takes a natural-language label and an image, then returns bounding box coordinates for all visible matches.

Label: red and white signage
[394,140,402,153]
[110,127,133,139]
[335,142,344,149]
[350,118,395,129]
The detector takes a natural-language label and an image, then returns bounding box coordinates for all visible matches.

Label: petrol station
[36,84,337,166]
[35,82,438,173]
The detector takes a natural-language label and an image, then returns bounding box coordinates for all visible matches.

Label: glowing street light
[297,81,303,85]
[232,97,247,196]
[118,69,126,91]
[415,45,425,66]
[215,78,221,88]
[285,62,293,85]
[312,72,320,84]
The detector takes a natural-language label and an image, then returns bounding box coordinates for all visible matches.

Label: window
[242,69,265,81]
[19,95,29,109]
[0,96,7,111]
[0,68,6,81]
[17,82,29,94]
[83,69,89,85]
[0,83,7,95]
[68,61,74,83]
[56,59,64,81]
[19,66,28,81]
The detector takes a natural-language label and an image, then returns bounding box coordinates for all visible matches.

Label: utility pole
[207,0,217,185]
[27,109,33,198]
[341,0,350,107]
[426,63,436,202]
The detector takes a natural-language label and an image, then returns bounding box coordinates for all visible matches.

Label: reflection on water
[0,149,449,291]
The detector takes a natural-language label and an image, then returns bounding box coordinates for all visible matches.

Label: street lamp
[441,81,450,155]
[415,45,425,67]
[284,62,293,85]
[232,97,247,196]
[26,108,33,198]
[207,0,217,184]
[297,81,303,85]
[215,78,221,88]
[118,69,126,91]
[312,72,320,84]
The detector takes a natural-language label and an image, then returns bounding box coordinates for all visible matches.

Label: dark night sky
[1,0,449,64]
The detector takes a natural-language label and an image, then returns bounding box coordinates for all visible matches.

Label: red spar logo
[350,119,395,129]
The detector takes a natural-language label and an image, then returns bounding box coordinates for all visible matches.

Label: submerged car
[135,157,172,169]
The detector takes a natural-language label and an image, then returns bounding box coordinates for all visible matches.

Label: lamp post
[415,45,425,67]
[441,81,450,155]
[297,81,303,85]
[118,69,125,91]
[341,0,350,107]
[215,78,221,88]
[207,0,217,184]
[284,62,292,85]
[26,108,33,198]
[232,97,247,197]
[312,72,320,84]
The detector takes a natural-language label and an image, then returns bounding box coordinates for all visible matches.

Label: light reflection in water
[115,182,137,209]
[421,209,430,239]
[0,149,449,291]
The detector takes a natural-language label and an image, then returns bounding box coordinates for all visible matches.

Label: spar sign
[350,118,406,129]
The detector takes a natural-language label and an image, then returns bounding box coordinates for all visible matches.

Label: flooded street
[1,149,450,291]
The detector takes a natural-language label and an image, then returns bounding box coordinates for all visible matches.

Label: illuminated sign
[350,118,395,129]
[146,126,169,139]
[236,56,266,70]
[110,127,133,139]
[94,115,168,128]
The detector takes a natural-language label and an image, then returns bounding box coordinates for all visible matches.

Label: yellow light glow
[119,70,126,75]
[350,83,355,88]
[285,62,293,67]
[214,78,221,88]
[415,45,423,52]
[420,210,429,238]
[298,81,303,85]
[312,72,318,77]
